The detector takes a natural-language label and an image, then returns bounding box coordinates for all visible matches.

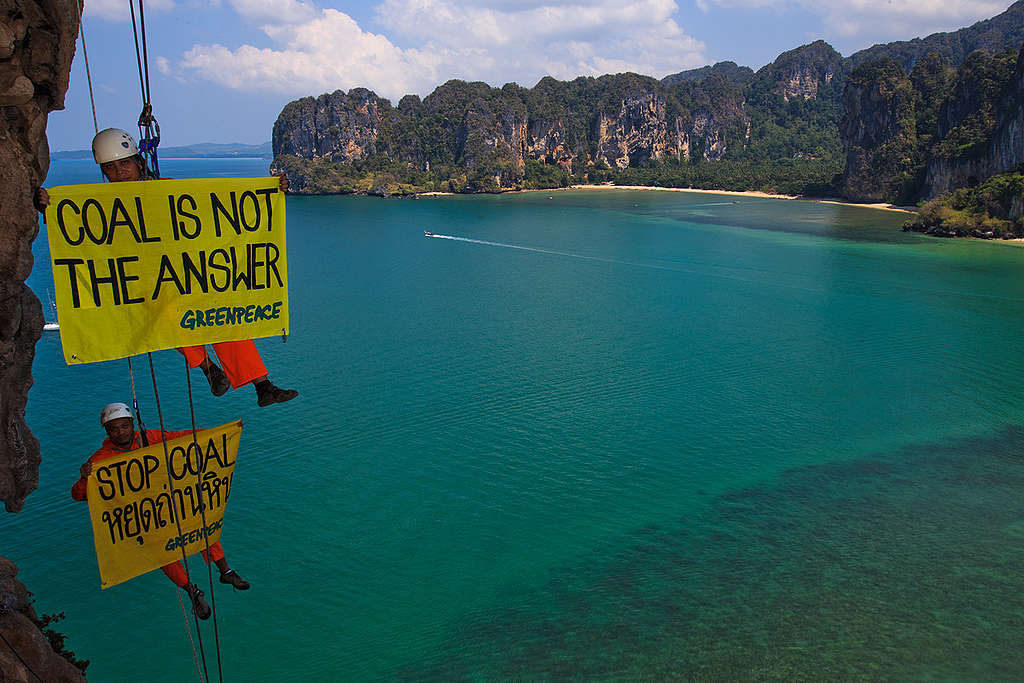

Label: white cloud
[177,9,442,101]
[84,0,175,22]
[172,0,706,102]
[702,0,1007,39]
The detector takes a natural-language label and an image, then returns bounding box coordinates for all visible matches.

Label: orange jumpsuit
[72,429,225,588]
[178,340,268,389]
[160,175,267,391]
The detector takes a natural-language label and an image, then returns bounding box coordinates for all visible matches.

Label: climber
[36,128,298,407]
[71,402,251,620]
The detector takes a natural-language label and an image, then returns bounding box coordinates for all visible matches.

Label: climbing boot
[202,363,231,397]
[219,569,250,590]
[255,381,298,407]
[186,584,211,620]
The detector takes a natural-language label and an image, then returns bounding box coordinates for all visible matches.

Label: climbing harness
[129,0,161,178]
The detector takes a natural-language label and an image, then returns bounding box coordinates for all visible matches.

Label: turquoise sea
[8,158,1024,680]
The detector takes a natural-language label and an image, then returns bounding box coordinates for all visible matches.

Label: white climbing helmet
[100,402,132,426]
[92,128,139,164]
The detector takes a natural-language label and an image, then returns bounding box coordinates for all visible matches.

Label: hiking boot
[203,363,231,397]
[186,584,211,620]
[256,381,298,407]
[219,569,250,590]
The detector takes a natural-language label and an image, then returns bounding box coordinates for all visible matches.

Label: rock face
[0,557,86,682]
[272,72,751,193]
[839,44,1024,203]
[924,47,1024,197]
[0,2,86,679]
[840,60,916,202]
[1,0,78,513]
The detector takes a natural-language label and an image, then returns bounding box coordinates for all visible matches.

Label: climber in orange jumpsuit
[72,403,251,620]
[36,128,298,407]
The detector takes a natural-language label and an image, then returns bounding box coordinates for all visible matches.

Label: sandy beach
[569,184,916,213]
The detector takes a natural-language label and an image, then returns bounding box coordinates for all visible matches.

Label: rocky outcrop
[924,47,1024,196]
[840,60,917,202]
[272,88,391,163]
[0,0,87,676]
[1,0,78,513]
[593,93,677,168]
[1,558,86,682]
[272,72,751,193]
[769,41,842,102]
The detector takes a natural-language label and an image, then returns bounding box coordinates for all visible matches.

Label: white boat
[42,290,59,331]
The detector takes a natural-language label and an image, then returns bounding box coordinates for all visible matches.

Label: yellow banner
[87,421,242,589]
[45,177,288,364]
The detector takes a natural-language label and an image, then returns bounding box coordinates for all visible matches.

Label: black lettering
[209,249,230,292]
[96,464,115,500]
[253,188,276,230]
[53,259,85,308]
[249,243,265,289]
[87,258,121,306]
[107,197,143,244]
[181,251,208,295]
[230,247,250,291]
[176,194,201,239]
[125,458,147,492]
[55,199,84,246]
[151,255,185,299]
[116,256,144,305]
[143,455,160,489]
[239,191,261,232]
[81,199,108,245]
[210,191,239,237]
[105,461,128,497]
[136,197,160,243]
[265,243,283,287]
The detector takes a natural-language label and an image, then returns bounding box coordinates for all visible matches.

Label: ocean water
[8,158,1024,680]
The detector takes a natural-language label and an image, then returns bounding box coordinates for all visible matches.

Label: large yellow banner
[87,421,242,589]
[45,177,288,364]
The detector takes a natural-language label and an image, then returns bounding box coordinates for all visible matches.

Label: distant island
[270,1,1024,238]
[52,141,272,160]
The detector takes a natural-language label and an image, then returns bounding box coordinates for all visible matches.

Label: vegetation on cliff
[903,169,1024,237]
[271,1,1024,212]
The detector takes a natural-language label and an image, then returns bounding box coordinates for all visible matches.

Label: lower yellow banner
[87,421,242,589]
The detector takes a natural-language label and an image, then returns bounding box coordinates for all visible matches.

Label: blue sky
[49,0,1013,151]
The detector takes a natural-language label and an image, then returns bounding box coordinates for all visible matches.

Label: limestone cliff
[272,73,749,194]
[1,0,78,513]
[0,0,87,679]
[924,47,1024,197]
[839,44,1024,204]
[840,60,917,202]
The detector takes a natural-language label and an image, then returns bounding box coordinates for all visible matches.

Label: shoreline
[421,185,915,213]
[568,184,917,213]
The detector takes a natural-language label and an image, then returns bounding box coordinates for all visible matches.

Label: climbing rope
[126,357,150,446]
[176,588,207,683]
[129,0,161,178]
[77,1,98,136]
[184,356,225,683]
[147,353,212,683]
